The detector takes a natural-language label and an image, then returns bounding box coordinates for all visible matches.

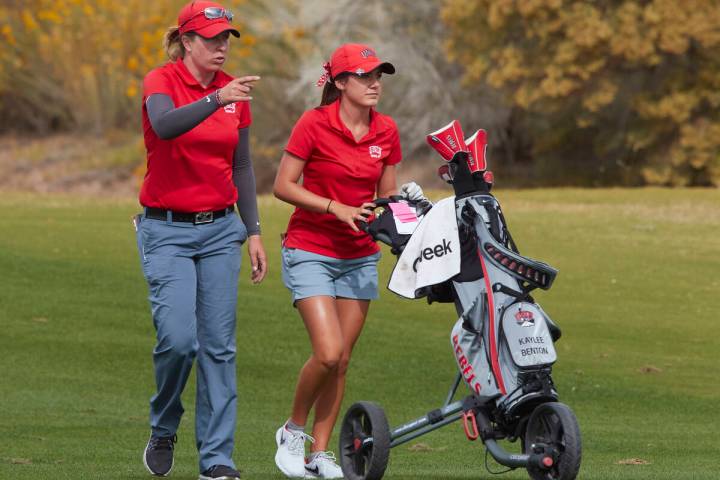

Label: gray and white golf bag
[449,193,561,416]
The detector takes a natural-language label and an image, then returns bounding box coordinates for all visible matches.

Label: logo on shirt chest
[223,102,236,114]
[369,145,382,159]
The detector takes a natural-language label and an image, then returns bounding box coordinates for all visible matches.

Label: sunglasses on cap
[348,70,383,82]
[180,7,234,28]
[352,71,382,78]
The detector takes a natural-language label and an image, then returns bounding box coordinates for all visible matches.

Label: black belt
[144,206,234,224]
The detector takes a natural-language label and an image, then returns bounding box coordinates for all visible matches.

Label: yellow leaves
[517,0,556,18]
[241,33,257,46]
[126,82,138,99]
[1,24,16,46]
[651,0,690,55]
[487,46,527,88]
[539,75,578,98]
[637,92,700,124]
[566,58,606,82]
[236,47,252,59]
[126,56,139,72]
[1,0,291,136]
[21,10,39,32]
[645,118,720,185]
[611,3,659,64]
[553,42,579,65]
[280,26,306,43]
[464,57,489,84]
[563,3,611,49]
[487,0,514,30]
[677,120,720,170]
[291,28,307,40]
[37,10,63,24]
[442,0,720,185]
[515,85,541,110]
[583,80,618,113]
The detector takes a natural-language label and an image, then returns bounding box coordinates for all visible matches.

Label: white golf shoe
[275,424,314,478]
[304,451,344,479]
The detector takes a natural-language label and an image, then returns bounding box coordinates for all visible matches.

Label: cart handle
[357,196,404,239]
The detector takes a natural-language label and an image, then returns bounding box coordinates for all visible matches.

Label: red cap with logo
[178,1,240,39]
[317,43,395,86]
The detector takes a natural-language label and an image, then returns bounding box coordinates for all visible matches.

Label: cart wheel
[524,402,582,480]
[339,401,391,480]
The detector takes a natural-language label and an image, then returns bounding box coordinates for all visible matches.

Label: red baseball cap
[178,1,240,39]
[328,44,395,78]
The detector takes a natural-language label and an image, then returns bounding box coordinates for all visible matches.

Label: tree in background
[443,0,720,186]
[0,0,292,134]
[0,0,308,191]
[1,0,189,132]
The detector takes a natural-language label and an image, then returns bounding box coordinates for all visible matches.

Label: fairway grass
[0,188,717,479]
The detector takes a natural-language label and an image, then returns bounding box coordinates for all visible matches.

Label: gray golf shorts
[281,247,381,304]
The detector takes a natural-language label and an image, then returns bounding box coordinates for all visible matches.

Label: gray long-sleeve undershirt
[146,93,261,235]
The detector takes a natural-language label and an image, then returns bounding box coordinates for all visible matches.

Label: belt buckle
[194,211,214,224]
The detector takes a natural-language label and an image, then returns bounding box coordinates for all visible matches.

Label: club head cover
[465,129,488,173]
[437,164,454,183]
[483,170,494,190]
[426,120,467,162]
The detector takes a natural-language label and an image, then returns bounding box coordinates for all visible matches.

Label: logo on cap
[369,145,382,158]
[360,48,376,58]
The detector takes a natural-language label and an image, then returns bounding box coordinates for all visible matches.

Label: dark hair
[320,73,349,106]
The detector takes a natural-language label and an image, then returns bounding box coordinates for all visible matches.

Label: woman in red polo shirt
[272,44,426,479]
[136,2,266,480]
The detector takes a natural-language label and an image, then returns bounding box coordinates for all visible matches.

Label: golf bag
[346,120,581,480]
[371,119,563,416]
[449,193,561,416]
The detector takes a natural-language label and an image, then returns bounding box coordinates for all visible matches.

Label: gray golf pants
[135,210,247,472]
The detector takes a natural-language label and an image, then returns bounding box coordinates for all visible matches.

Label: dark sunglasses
[181,7,233,28]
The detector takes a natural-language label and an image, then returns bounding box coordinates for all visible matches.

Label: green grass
[0,188,718,479]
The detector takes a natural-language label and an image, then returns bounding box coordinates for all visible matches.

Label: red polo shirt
[140,59,252,212]
[284,99,402,258]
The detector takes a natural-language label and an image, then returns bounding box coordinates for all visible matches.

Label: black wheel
[339,401,391,480]
[524,402,582,480]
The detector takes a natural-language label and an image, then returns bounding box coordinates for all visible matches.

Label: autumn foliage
[442,0,720,186]
[1,0,717,188]
[0,0,255,133]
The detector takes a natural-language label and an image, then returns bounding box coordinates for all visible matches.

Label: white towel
[388,196,460,298]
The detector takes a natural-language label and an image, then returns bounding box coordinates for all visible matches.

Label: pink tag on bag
[388,202,418,223]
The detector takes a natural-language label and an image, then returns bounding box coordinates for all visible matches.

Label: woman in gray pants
[135,2,266,479]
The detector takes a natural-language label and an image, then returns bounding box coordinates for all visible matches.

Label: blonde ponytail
[163,27,184,61]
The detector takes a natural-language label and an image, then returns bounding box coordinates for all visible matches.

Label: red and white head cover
[437,164,453,183]
[426,120,467,162]
[465,129,488,173]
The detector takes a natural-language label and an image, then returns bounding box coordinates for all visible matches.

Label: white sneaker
[275,424,314,478]
[304,451,344,479]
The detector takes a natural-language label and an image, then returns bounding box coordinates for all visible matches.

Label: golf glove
[400,182,427,202]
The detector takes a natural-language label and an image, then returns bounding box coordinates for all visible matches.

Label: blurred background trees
[1,0,718,191]
[443,0,720,186]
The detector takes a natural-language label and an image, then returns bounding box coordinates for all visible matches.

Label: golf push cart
[339,121,582,480]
